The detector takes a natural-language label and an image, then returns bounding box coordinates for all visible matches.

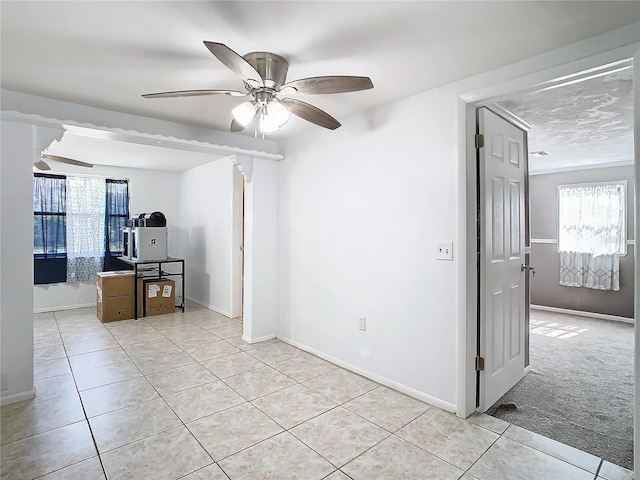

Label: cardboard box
[97,271,135,322]
[137,277,175,317]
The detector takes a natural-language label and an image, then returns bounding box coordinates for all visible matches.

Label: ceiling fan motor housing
[243,52,289,90]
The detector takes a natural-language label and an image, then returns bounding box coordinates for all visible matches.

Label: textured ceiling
[498,67,634,174]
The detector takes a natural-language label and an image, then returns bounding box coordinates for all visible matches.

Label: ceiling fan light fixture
[232,101,256,127]
[266,100,290,127]
[258,100,290,133]
[259,112,279,133]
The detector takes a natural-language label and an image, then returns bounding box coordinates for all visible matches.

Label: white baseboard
[1,388,36,406]
[33,303,95,314]
[531,304,634,324]
[242,334,276,344]
[278,336,457,414]
[185,297,231,318]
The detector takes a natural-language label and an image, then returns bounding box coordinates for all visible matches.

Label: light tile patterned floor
[1,303,634,479]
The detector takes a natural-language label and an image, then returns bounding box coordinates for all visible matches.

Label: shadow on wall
[184,225,210,306]
[531,244,634,318]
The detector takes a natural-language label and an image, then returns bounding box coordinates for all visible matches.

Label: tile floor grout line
[594,458,604,478]
[463,429,502,474]
[56,314,110,480]
[91,311,229,478]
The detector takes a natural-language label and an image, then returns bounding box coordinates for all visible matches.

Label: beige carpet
[487,309,634,470]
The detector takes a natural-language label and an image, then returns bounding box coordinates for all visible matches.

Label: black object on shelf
[134,211,167,227]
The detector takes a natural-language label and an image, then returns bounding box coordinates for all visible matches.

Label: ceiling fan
[34,154,93,171]
[142,41,374,133]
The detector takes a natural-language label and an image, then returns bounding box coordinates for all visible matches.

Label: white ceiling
[1,1,638,170]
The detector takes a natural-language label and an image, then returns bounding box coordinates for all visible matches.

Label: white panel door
[478,107,527,411]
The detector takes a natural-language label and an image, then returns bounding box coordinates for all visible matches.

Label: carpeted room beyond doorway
[487,309,634,470]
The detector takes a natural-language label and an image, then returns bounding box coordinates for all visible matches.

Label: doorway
[471,62,635,469]
[486,65,635,468]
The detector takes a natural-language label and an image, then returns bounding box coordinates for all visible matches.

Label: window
[104,179,130,272]
[33,174,67,284]
[33,174,66,257]
[558,181,626,255]
[33,173,130,284]
[105,179,130,254]
[557,181,626,291]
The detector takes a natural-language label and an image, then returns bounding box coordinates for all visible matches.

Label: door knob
[521,264,536,277]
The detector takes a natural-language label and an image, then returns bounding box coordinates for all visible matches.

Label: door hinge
[475,356,485,371]
[475,134,484,149]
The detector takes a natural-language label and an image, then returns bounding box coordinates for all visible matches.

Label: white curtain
[558,182,625,291]
[66,177,105,282]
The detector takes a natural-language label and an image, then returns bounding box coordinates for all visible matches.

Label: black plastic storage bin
[141,212,166,227]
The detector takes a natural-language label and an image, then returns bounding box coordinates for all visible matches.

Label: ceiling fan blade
[34,160,51,171]
[281,76,373,95]
[42,154,93,168]
[203,41,263,87]
[281,98,341,130]
[142,89,246,99]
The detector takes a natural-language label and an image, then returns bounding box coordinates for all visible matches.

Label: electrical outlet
[0,372,8,391]
[436,241,453,261]
[359,317,367,331]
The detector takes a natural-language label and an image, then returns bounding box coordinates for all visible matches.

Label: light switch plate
[436,241,453,260]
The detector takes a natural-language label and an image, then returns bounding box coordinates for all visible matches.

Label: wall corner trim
[278,336,457,413]
[1,389,36,406]
[241,334,276,344]
[184,297,231,318]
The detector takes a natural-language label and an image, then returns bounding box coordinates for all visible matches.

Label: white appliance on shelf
[123,227,168,261]
[122,212,168,262]
[133,227,168,261]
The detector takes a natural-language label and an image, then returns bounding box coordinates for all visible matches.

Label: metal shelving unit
[119,256,185,319]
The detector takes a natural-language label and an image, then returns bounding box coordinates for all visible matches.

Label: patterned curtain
[66,176,106,282]
[558,182,625,291]
[559,252,620,291]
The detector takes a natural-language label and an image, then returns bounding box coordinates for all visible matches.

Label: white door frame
[457,28,639,456]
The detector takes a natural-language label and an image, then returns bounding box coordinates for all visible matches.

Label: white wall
[243,158,278,342]
[278,23,640,412]
[33,164,182,312]
[1,121,35,404]
[278,86,460,408]
[179,157,238,316]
